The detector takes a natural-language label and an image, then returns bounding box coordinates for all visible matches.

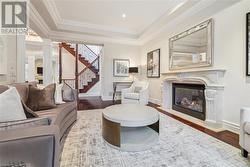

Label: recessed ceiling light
[122,14,126,18]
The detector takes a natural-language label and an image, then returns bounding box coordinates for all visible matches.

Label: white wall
[101,42,141,100]
[0,35,17,84]
[140,0,250,131]
[61,48,85,79]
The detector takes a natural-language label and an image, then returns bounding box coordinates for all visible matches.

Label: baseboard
[79,92,101,97]
[149,98,161,106]
[222,120,240,134]
[101,95,113,101]
[151,101,240,134]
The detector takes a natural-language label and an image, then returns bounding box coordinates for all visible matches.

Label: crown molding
[48,30,140,45]
[58,19,138,38]
[43,0,138,38]
[29,0,240,46]
[29,2,50,38]
[43,0,62,27]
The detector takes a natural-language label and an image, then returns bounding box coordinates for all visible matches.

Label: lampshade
[129,67,138,73]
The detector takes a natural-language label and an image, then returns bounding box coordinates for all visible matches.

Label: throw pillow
[27,83,57,111]
[54,83,65,104]
[0,87,27,122]
[62,84,75,102]
[134,86,142,93]
[21,100,38,118]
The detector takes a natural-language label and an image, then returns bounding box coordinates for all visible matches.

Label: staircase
[61,42,100,93]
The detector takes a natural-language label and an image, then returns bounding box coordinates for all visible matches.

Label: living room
[0,0,250,166]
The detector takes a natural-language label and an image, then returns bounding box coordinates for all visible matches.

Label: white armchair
[240,107,250,158]
[121,81,149,105]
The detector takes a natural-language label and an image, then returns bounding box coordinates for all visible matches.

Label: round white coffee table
[102,104,159,151]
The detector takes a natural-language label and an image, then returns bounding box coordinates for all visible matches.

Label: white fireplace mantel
[161,69,226,128]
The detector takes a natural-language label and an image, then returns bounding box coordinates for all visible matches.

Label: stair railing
[60,42,100,93]
[78,44,98,63]
[62,79,76,89]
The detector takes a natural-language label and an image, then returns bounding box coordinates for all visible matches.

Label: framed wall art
[147,49,160,78]
[113,59,130,77]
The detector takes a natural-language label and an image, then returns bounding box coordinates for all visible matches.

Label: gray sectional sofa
[0,82,77,167]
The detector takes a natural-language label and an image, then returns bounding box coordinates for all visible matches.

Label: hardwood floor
[78,97,240,149]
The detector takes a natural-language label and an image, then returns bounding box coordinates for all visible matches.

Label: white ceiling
[54,0,186,35]
[29,0,241,45]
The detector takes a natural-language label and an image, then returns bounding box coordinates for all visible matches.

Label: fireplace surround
[162,69,226,128]
[172,83,206,120]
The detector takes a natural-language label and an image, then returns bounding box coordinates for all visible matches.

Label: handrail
[83,43,98,57]
[62,78,75,80]
[78,56,99,76]
[62,79,75,89]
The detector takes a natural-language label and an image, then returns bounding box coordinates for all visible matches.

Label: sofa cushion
[0,85,8,94]
[244,122,250,135]
[35,102,76,126]
[55,83,65,104]
[10,82,37,103]
[0,117,50,131]
[27,84,56,111]
[62,84,75,102]
[124,93,139,100]
[0,87,27,122]
[22,101,38,118]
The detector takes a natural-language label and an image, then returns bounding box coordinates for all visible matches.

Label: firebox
[172,83,206,120]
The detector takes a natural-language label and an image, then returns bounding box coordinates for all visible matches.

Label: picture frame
[247,12,250,76]
[147,49,160,78]
[113,59,130,77]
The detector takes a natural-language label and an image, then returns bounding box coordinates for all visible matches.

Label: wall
[0,35,17,84]
[140,0,250,132]
[61,48,85,79]
[101,42,141,100]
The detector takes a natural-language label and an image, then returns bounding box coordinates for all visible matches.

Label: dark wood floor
[78,96,240,149]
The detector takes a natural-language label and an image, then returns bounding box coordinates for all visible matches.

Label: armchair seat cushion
[244,122,250,135]
[124,93,139,100]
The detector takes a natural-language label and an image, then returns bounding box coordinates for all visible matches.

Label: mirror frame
[247,12,250,76]
[169,19,213,70]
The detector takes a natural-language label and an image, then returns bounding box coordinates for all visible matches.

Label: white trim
[101,95,113,101]
[29,3,50,37]
[149,98,161,106]
[42,0,62,27]
[222,120,240,134]
[58,19,138,37]
[33,0,239,45]
[79,92,101,97]
[49,30,140,45]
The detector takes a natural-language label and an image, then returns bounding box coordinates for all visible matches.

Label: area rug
[60,109,250,167]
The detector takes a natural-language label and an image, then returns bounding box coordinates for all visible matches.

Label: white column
[16,34,26,82]
[27,55,35,81]
[43,39,53,85]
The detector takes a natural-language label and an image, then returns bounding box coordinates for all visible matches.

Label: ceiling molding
[43,0,138,38]
[29,2,50,38]
[58,19,138,38]
[30,0,240,46]
[48,30,140,45]
[42,0,62,27]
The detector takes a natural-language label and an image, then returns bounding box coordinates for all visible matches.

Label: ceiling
[54,0,186,36]
[29,0,240,45]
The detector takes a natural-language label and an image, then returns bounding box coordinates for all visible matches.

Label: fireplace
[172,83,206,120]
